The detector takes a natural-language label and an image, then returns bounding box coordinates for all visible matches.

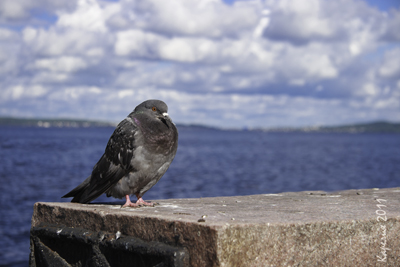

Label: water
[0,126,399,266]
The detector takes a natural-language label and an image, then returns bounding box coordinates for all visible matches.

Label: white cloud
[0,0,77,26]
[114,29,162,57]
[118,89,134,98]
[0,0,399,127]
[379,48,400,78]
[159,37,215,63]
[33,56,87,73]
[56,0,118,33]
[4,85,48,100]
[0,1,30,20]
[118,0,259,38]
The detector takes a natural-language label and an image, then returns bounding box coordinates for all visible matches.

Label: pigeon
[63,99,178,207]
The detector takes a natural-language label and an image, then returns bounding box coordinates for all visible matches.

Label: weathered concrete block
[31,188,400,266]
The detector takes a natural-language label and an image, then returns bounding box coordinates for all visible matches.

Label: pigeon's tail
[62,175,92,203]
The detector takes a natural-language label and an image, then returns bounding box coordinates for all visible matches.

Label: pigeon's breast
[130,137,174,176]
[136,118,178,155]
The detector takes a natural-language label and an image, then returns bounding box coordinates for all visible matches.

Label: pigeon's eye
[152,107,157,111]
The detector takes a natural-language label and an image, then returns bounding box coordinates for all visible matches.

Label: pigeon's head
[134,99,171,120]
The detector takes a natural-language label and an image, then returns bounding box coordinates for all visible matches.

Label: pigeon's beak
[162,112,172,122]
[158,112,172,125]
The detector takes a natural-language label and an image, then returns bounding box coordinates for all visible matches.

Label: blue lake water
[0,126,399,266]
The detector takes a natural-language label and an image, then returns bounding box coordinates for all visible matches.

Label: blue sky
[364,0,399,11]
[0,0,399,128]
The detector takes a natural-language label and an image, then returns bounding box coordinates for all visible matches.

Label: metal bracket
[30,223,189,267]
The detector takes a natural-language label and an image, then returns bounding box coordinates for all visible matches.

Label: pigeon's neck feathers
[129,110,143,116]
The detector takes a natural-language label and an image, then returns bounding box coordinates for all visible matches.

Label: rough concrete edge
[216,217,400,266]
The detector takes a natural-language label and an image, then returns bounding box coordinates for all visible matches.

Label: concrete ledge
[31,188,400,266]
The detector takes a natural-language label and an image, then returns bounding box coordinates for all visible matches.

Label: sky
[0,0,399,128]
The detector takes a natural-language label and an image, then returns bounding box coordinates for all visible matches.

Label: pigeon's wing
[63,118,138,203]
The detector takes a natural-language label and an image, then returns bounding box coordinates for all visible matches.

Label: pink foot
[122,195,141,208]
[121,195,156,207]
[136,197,155,207]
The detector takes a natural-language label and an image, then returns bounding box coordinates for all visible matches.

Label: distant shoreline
[0,117,399,133]
[0,117,116,128]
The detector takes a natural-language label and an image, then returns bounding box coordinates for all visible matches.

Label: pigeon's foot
[136,197,155,207]
[121,195,157,208]
[122,195,141,208]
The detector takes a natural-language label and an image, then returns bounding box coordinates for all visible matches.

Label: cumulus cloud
[379,48,400,78]
[0,0,399,127]
[0,0,77,28]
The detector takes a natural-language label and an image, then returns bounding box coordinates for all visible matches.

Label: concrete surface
[31,188,400,266]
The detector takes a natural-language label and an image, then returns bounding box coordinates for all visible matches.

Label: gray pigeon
[63,99,178,207]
